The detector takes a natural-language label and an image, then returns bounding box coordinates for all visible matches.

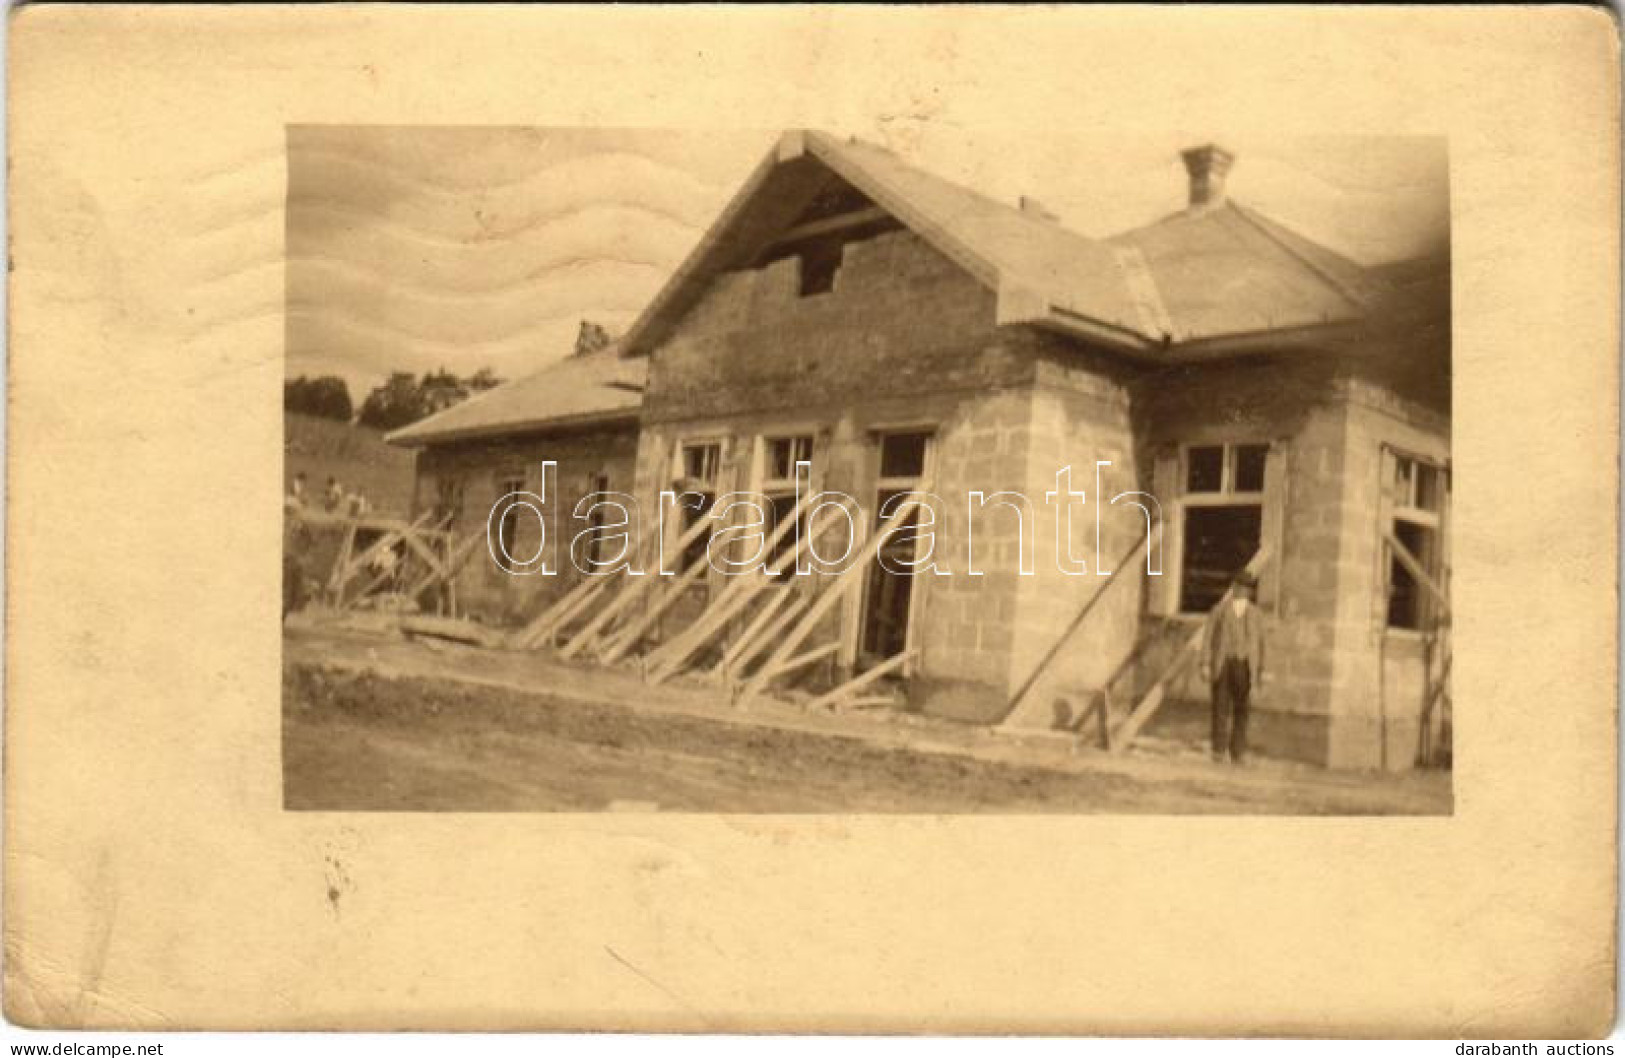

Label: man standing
[1203,569,1265,765]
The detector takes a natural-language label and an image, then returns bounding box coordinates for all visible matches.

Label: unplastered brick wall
[643,230,1010,424]
[414,427,639,623]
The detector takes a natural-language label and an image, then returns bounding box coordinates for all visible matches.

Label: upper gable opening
[751,172,904,297]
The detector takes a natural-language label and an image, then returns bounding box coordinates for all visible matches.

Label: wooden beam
[580,506,734,661]
[1416,650,1453,764]
[405,530,483,600]
[1110,545,1272,754]
[333,512,434,599]
[739,487,928,700]
[511,576,600,649]
[713,587,797,679]
[1383,528,1450,618]
[1000,520,1160,723]
[760,640,840,683]
[641,489,827,680]
[531,577,614,646]
[1110,641,1200,753]
[555,568,640,659]
[723,596,808,683]
[804,650,911,713]
[327,522,357,600]
[765,205,891,249]
[595,553,715,663]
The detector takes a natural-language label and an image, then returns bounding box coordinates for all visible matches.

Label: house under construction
[387,131,1451,771]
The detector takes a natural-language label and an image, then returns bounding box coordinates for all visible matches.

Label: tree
[356,367,506,431]
[357,372,429,431]
[468,367,503,392]
[284,375,354,422]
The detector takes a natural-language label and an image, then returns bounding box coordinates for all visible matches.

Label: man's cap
[1233,569,1259,588]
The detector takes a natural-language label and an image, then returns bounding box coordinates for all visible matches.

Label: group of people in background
[285,472,373,519]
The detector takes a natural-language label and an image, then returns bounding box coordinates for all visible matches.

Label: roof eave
[1160,319,1368,362]
[618,137,791,359]
[387,409,640,449]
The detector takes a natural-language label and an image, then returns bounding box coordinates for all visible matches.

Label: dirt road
[283,631,1452,814]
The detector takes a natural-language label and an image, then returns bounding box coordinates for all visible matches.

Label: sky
[285,126,1449,401]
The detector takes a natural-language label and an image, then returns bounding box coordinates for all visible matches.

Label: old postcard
[7,3,1619,1036]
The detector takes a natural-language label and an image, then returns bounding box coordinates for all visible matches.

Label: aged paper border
[5,4,1618,1035]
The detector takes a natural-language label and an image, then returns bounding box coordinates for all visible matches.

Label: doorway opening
[860,430,932,665]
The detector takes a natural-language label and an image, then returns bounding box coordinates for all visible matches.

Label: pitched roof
[393,133,1406,448]
[1107,201,1381,340]
[386,345,644,447]
[617,131,1156,358]
[808,134,1152,337]
[619,131,1392,359]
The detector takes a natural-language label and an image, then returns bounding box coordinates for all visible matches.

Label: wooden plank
[595,554,714,663]
[567,500,726,658]
[641,488,819,669]
[557,568,643,659]
[511,576,600,649]
[1110,544,1272,754]
[400,614,499,648]
[336,512,434,598]
[804,650,912,713]
[712,587,796,678]
[399,528,449,581]
[767,205,891,248]
[402,531,483,615]
[724,596,808,681]
[1110,646,1199,753]
[1416,650,1453,765]
[529,576,614,647]
[760,640,840,683]
[1000,520,1159,725]
[327,521,357,600]
[640,489,827,679]
[739,488,928,700]
[1085,690,1116,752]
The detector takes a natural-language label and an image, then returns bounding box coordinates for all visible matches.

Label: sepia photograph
[7,2,1617,1039]
[281,126,1452,814]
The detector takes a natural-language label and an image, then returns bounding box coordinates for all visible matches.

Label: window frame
[1173,441,1269,616]
[752,432,819,575]
[490,469,532,578]
[854,427,938,673]
[1383,451,1449,634]
[670,437,727,573]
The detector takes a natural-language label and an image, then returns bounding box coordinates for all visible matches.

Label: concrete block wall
[1132,357,1350,764]
[1130,355,1449,770]
[905,385,1039,720]
[998,353,1143,727]
[1322,376,1450,770]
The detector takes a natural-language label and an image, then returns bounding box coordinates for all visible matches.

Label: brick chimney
[1180,144,1235,208]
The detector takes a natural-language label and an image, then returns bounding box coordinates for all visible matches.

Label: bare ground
[282,625,1452,815]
